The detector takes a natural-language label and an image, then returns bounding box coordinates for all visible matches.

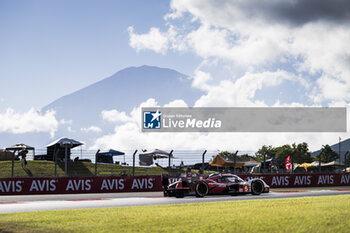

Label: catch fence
[0,149,346,178]
[1,149,221,178]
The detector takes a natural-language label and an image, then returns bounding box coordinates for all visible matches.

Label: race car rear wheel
[195,181,208,198]
[251,180,264,195]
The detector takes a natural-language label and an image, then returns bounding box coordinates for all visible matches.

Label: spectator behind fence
[19,149,28,168]
[180,161,184,169]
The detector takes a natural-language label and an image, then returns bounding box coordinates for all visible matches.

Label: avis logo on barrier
[143,110,161,129]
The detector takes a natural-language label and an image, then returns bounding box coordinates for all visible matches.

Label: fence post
[201,150,207,174]
[54,145,58,177]
[263,153,266,174]
[318,153,321,173]
[64,144,68,177]
[132,150,137,176]
[168,150,173,175]
[339,137,341,164]
[11,152,14,178]
[95,149,100,176]
[291,152,294,174]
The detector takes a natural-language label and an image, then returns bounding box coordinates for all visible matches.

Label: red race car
[164,173,269,198]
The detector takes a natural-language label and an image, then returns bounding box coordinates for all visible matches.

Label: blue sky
[2,0,349,111]
[0,0,349,151]
[0,0,199,111]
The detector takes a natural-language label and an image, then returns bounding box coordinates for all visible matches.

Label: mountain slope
[42,65,202,132]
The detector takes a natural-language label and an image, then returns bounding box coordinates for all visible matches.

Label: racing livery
[164,173,269,198]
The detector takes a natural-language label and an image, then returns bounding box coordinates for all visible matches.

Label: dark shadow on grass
[155,163,182,176]
[22,167,33,177]
[0,227,12,233]
[0,220,66,233]
[57,161,93,177]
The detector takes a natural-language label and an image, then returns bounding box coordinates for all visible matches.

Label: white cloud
[0,108,58,137]
[194,70,304,107]
[67,126,75,133]
[129,0,350,104]
[316,75,350,101]
[128,26,170,54]
[272,101,309,107]
[137,98,160,108]
[92,98,349,152]
[180,2,350,103]
[164,99,188,107]
[59,119,72,125]
[118,1,350,152]
[80,126,102,133]
[101,109,132,123]
[185,24,289,67]
[191,70,212,91]
[100,98,161,127]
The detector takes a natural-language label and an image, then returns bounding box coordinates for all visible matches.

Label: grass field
[0,160,213,178]
[1,195,349,233]
[0,160,168,178]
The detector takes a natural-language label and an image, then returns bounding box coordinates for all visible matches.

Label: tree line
[216,142,341,165]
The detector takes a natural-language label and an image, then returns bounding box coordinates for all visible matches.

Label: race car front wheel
[251,180,264,195]
[195,181,208,198]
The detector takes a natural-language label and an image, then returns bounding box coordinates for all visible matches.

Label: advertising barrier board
[168,173,350,188]
[1,173,350,195]
[0,176,163,195]
[235,173,350,188]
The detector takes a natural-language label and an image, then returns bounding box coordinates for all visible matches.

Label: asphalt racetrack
[1,189,350,214]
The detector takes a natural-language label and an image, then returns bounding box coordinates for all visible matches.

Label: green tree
[215,151,238,159]
[274,144,293,162]
[344,152,350,166]
[291,142,312,163]
[317,145,339,163]
[256,142,312,165]
[255,145,277,162]
[239,153,256,160]
[214,151,256,161]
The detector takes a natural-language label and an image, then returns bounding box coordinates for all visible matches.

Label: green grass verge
[272,187,350,192]
[1,195,350,233]
[0,160,167,178]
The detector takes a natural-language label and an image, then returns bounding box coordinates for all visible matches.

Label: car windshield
[226,176,244,182]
